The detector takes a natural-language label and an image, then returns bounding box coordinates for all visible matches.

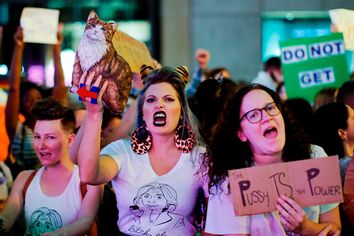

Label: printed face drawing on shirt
[128,182,185,235]
[28,207,63,236]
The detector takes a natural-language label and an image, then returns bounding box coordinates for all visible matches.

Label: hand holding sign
[276,195,307,233]
[228,156,343,216]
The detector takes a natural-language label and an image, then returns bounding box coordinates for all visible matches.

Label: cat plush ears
[140,64,154,83]
[87,10,118,32]
[175,65,190,84]
[88,10,97,20]
[140,64,190,85]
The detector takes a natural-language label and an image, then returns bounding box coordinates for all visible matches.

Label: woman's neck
[343,141,354,157]
[44,155,74,174]
[150,134,177,154]
[253,152,283,166]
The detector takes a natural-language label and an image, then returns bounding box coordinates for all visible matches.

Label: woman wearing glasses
[204,84,341,235]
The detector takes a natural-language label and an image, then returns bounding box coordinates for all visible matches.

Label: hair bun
[175,65,189,84]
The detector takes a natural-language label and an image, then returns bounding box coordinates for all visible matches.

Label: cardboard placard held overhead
[329,8,354,51]
[112,30,153,73]
[20,7,59,44]
[228,156,343,216]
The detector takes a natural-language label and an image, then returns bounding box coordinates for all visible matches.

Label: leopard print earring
[131,122,152,154]
[174,122,195,153]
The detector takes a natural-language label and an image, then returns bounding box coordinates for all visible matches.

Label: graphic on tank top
[127,182,185,235]
[26,207,63,236]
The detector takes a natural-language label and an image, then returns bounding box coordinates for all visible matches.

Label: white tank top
[24,165,82,235]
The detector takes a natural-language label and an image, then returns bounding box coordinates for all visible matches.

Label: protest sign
[112,30,153,73]
[20,7,59,44]
[279,33,349,104]
[329,9,354,51]
[228,156,343,216]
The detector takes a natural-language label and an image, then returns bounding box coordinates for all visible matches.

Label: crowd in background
[0,22,353,236]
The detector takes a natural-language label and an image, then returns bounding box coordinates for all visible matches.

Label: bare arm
[104,98,137,144]
[277,195,341,236]
[296,206,340,236]
[317,206,341,234]
[5,27,24,140]
[77,72,119,185]
[0,170,32,233]
[51,26,67,104]
[69,116,85,164]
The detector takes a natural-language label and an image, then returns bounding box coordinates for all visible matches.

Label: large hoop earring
[131,123,152,154]
[174,122,195,153]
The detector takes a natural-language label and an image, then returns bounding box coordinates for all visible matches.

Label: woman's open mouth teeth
[153,111,166,126]
[263,127,278,139]
[40,152,51,158]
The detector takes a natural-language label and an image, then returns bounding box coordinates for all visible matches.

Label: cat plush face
[84,11,117,42]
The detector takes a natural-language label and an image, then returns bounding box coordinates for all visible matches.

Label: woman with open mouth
[204,84,341,236]
[76,65,208,236]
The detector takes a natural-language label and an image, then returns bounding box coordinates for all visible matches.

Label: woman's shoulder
[310,144,327,158]
[13,168,42,192]
[190,145,207,164]
[192,145,206,155]
[110,138,131,146]
[101,139,132,152]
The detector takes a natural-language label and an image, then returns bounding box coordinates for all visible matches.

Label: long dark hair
[189,79,238,143]
[311,102,349,159]
[206,84,311,192]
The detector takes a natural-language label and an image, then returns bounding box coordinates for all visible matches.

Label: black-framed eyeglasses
[240,102,280,124]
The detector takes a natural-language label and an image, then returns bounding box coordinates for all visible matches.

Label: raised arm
[69,115,85,164]
[186,48,210,98]
[77,72,119,185]
[5,27,24,140]
[51,25,67,105]
[104,98,137,145]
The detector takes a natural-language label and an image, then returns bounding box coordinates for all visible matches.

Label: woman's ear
[68,133,76,146]
[236,129,247,142]
[338,129,347,141]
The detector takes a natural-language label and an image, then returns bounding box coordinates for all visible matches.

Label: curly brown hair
[205,84,311,193]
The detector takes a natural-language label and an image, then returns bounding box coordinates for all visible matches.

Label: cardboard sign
[228,156,343,216]
[329,9,354,51]
[20,7,59,44]
[112,30,153,73]
[279,33,349,104]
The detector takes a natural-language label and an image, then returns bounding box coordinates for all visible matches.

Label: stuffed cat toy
[71,10,132,113]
